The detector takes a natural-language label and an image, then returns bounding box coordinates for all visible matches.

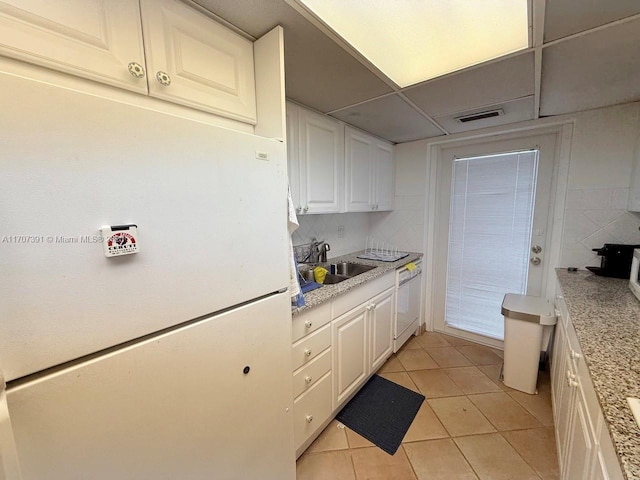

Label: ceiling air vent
[455,109,504,123]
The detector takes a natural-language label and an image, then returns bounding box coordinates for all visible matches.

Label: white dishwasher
[394,259,423,352]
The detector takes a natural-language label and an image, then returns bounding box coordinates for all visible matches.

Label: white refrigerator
[0,73,294,479]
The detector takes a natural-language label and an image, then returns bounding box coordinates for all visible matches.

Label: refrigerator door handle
[0,370,22,480]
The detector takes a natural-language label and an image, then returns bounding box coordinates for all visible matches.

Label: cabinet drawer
[294,371,332,451]
[293,348,331,399]
[292,323,331,371]
[292,302,331,343]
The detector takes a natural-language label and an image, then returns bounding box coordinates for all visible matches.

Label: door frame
[422,121,573,347]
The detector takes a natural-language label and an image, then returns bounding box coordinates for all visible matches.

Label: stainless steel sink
[299,262,376,286]
[334,262,376,277]
[322,273,350,284]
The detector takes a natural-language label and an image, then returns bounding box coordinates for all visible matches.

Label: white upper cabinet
[374,141,394,211]
[0,0,261,126]
[287,102,302,212]
[345,127,375,212]
[286,103,393,215]
[139,0,256,124]
[627,128,640,211]
[0,0,147,94]
[345,126,394,212]
[296,106,344,214]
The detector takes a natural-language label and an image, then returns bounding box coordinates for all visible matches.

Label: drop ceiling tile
[193,0,393,112]
[540,18,640,116]
[403,52,534,118]
[330,95,445,143]
[544,0,640,42]
[434,97,534,134]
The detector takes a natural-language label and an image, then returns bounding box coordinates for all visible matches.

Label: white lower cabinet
[368,288,395,373]
[551,292,624,480]
[292,271,395,457]
[293,371,332,451]
[333,307,369,407]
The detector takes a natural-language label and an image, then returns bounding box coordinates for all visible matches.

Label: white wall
[368,101,640,269]
[561,102,640,267]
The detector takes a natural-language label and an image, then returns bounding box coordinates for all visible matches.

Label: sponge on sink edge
[314,266,328,284]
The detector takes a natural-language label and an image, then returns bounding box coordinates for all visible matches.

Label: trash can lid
[501,294,557,325]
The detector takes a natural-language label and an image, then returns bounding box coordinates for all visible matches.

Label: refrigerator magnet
[100,225,139,258]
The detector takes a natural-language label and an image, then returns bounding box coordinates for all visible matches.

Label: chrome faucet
[308,238,330,264]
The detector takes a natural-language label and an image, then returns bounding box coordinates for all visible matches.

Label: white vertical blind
[445,150,539,339]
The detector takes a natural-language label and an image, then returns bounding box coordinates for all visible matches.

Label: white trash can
[501,294,557,394]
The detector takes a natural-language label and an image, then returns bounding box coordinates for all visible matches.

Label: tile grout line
[399,443,420,480]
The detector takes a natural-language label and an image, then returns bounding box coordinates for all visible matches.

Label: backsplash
[562,186,640,268]
[369,194,425,253]
[292,212,370,262]
[292,196,426,264]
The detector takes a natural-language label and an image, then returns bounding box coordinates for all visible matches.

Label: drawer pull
[305,320,313,329]
[304,348,312,357]
[306,415,313,423]
[305,375,313,384]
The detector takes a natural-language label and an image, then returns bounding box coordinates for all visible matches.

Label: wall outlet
[337,225,345,238]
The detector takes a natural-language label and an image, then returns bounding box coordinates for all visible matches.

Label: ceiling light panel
[298,0,529,88]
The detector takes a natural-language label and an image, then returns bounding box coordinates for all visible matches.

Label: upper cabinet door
[373,141,394,211]
[286,102,302,213]
[345,126,374,212]
[0,0,147,93]
[140,0,257,124]
[298,108,344,214]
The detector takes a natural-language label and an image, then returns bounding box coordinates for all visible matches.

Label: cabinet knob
[156,71,172,86]
[305,375,313,384]
[568,378,578,388]
[570,350,581,360]
[303,205,309,212]
[127,62,145,78]
[375,204,379,210]
[305,320,313,329]
[304,348,312,357]
[296,206,302,213]
[306,415,313,423]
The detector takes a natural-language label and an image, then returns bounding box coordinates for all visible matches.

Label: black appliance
[587,243,640,278]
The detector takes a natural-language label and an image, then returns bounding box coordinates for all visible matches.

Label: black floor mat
[335,374,425,455]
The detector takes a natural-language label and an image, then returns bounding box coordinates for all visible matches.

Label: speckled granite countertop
[556,269,640,479]
[292,250,423,316]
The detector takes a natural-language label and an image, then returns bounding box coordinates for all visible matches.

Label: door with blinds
[432,134,556,345]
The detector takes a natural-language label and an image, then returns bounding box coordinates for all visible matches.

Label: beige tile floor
[296,331,559,480]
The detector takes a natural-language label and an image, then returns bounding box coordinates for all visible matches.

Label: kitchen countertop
[292,250,423,316]
[556,268,640,479]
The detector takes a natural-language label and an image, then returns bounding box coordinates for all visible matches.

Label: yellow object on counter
[405,262,417,272]
[314,266,328,284]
